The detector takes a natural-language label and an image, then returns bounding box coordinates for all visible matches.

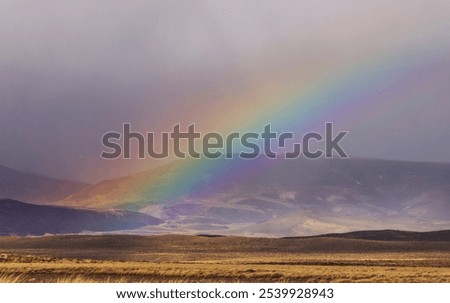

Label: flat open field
[1,234,450,282]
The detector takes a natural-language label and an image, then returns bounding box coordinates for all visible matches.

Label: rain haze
[1,0,450,182]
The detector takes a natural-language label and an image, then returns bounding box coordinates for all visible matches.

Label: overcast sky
[1,1,450,182]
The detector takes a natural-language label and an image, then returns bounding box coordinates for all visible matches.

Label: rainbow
[92,42,450,208]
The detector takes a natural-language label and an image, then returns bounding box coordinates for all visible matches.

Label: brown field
[1,234,450,282]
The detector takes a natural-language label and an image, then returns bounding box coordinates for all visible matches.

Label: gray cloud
[0,0,450,182]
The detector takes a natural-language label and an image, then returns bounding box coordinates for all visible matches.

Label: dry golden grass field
[1,234,450,282]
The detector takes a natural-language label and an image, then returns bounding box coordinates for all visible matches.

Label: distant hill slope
[0,165,87,204]
[56,158,450,237]
[59,158,450,209]
[0,199,162,236]
[294,229,450,241]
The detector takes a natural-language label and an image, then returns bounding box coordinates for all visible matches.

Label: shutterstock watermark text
[101,123,349,160]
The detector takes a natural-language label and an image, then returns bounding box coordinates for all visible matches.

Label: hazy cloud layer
[1,1,450,182]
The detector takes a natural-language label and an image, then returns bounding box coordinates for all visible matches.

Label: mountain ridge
[285,229,450,241]
[0,199,162,236]
[0,165,87,204]
[2,158,450,237]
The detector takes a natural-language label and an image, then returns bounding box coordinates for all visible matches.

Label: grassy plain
[1,234,450,282]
